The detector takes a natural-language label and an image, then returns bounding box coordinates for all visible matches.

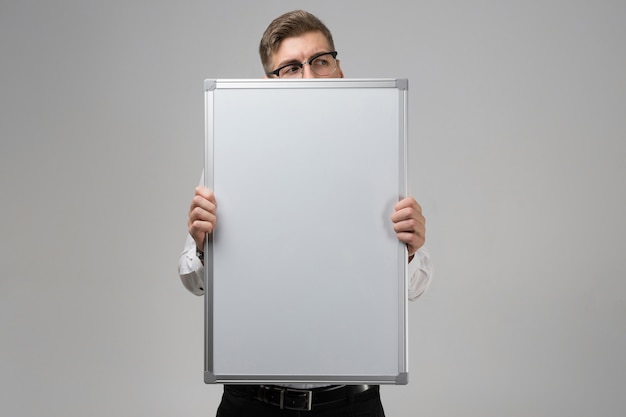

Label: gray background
[1,1,624,416]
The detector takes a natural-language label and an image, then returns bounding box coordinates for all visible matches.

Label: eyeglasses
[266,51,338,78]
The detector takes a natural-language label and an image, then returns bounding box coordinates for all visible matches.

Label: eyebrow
[276,58,302,68]
[275,51,330,69]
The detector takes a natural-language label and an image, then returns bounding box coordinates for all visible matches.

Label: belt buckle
[281,388,313,411]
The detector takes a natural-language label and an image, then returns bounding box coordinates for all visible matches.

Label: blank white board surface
[204,78,409,385]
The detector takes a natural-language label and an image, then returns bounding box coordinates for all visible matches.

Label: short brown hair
[259,10,336,73]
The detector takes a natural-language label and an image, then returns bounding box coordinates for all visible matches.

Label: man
[179,10,432,417]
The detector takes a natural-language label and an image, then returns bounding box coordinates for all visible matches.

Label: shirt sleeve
[178,232,205,296]
[407,247,433,301]
[177,171,206,296]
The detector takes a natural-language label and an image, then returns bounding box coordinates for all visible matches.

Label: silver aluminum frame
[204,78,409,385]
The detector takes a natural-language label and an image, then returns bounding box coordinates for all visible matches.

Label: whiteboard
[204,78,409,385]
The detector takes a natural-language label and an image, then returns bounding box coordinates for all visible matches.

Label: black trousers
[216,385,386,417]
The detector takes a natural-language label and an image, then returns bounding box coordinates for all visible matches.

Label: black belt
[225,384,376,411]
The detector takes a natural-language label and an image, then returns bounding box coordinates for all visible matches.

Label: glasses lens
[278,64,303,78]
[310,53,336,76]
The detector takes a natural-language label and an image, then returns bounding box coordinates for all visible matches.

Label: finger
[392,199,422,222]
[394,197,421,212]
[392,221,424,254]
[392,218,425,238]
[397,233,425,255]
[188,201,217,235]
[189,205,217,225]
[190,219,215,235]
[189,219,215,249]
[392,216,417,231]
[396,231,422,246]
[393,216,426,254]
[391,207,425,227]
[195,186,216,203]
[190,194,217,217]
[189,187,216,216]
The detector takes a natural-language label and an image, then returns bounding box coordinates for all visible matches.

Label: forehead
[272,31,332,67]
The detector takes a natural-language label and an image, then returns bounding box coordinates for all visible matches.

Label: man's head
[259,10,344,79]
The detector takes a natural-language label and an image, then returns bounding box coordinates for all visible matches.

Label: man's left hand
[391,197,426,259]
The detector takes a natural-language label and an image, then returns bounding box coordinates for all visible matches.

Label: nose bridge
[301,61,317,79]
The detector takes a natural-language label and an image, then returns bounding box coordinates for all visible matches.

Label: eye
[312,57,330,67]
[279,64,301,77]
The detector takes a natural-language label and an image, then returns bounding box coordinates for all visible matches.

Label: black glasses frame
[266,51,338,78]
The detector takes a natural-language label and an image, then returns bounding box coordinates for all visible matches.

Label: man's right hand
[188,186,217,250]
